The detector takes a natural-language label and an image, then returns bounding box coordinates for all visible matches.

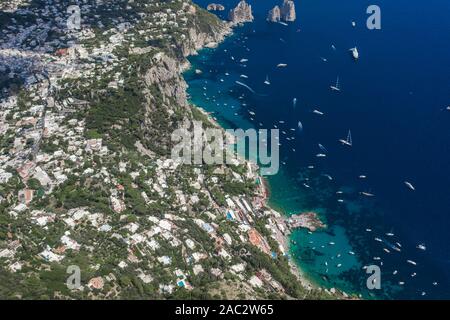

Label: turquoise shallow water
[185,0,450,299]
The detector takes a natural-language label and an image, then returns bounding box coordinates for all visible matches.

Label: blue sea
[184,0,450,299]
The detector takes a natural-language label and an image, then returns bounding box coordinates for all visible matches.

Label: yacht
[313,109,324,115]
[339,130,352,146]
[350,47,359,60]
[417,244,426,251]
[330,76,341,91]
[264,75,270,85]
[407,260,417,266]
[277,63,288,67]
[404,181,416,191]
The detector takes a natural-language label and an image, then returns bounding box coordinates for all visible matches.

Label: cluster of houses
[0,0,301,299]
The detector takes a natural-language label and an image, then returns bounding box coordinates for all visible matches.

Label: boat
[240,74,248,78]
[330,76,341,91]
[339,130,352,146]
[331,44,336,50]
[407,260,417,266]
[264,75,270,85]
[320,57,328,62]
[404,181,415,191]
[351,21,356,27]
[292,97,297,108]
[348,251,355,255]
[350,47,359,60]
[417,244,426,251]
[318,143,328,153]
[278,21,288,26]
[386,232,394,236]
[393,270,398,275]
[313,109,324,115]
[297,121,303,131]
[277,63,288,68]
[316,153,327,158]
[383,248,391,253]
[374,238,382,242]
[240,58,248,63]
[360,192,375,197]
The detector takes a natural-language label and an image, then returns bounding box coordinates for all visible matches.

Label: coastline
[181,24,330,297]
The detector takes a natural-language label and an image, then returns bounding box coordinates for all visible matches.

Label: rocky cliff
[267,5,281,23]
[228,0,254,25]
[207,3,225,11]
[280,0,296,22]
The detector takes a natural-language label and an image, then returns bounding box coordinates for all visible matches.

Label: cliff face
[267,5,281,22]
[228,0,254,25]
[207,3,225,11]
[280,0,296,22]
[140,14,231,154]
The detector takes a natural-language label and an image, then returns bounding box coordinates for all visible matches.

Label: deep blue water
[185,0,450,299]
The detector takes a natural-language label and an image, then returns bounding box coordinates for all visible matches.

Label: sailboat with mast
[339,130,352,146]
[330,76,341,92]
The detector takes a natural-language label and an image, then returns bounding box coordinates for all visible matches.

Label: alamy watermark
[171,121,280,176]
[366,265,381,290]
[366,5,381,30]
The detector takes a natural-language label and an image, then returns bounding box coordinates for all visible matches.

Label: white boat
[361,192,375,197]
[278,21,288,26]
[359,175,367,179]
[316,153,327,158]
[383,248,391,253]
[417,244,426,251]
[240,58,248,63]
[318,143,328,153]
[374,238,382,242]
[407,260,417,266]
[240,74,248,78]
[277,63,288,67]
[330,76,341,91]
[350,47,359,60]
[386,232,394,237]
[331,44,336,50]
[264,75,270,85]
[348,251,355,255]
[320,57,328,62]
[351,21,356,27]
[292,97,297,108]
[404,181,415,191]
[339,130,352,146]
[313,109,324,115]
[297,121,303,131]
[393,270,398,275]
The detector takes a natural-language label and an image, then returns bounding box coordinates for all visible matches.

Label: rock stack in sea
[267,5,281,22]
[207,3,225,11]
[280,0,296,22]
[228,0,254,25]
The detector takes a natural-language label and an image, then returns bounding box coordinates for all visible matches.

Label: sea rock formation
[228,0,254,25]
[280,0,296,22]
[288,212,326,232]
[207,3,225,11]
[267,6,281,23]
